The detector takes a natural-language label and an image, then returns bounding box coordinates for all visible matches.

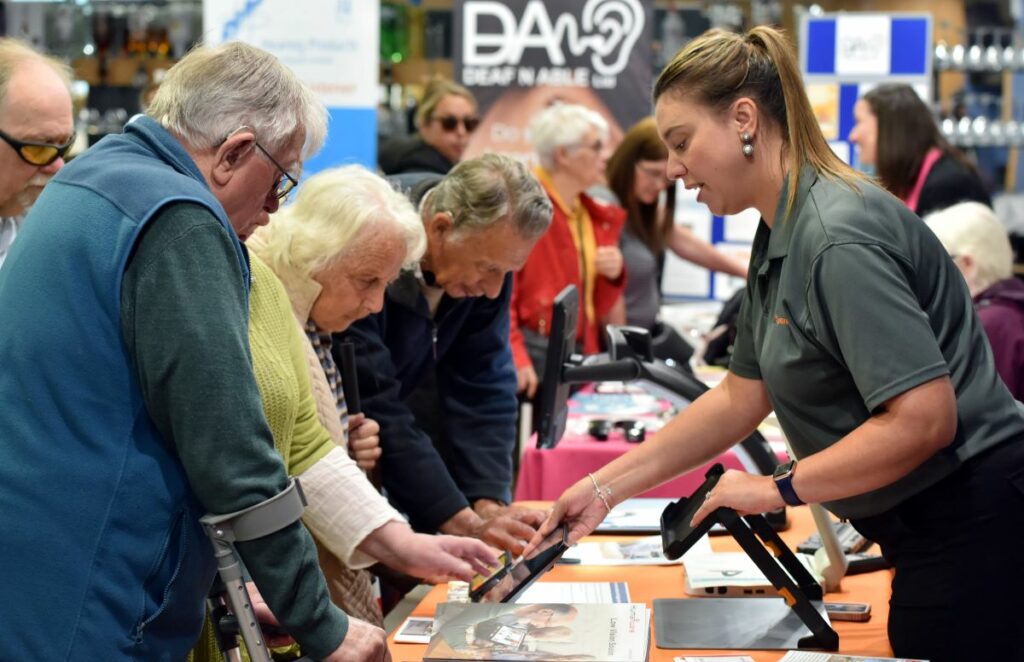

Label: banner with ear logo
[455,0,653,163]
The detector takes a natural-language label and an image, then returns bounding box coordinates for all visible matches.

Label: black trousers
[850,437,1024,662]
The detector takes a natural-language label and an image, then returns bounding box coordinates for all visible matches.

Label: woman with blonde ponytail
[530,26,1024,662]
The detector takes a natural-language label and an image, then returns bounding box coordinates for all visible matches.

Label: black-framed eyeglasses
[435,115,480,133]
[253,141,299,201]
[0,127,76,166]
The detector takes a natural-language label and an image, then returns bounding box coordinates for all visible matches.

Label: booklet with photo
[424,602,651,661]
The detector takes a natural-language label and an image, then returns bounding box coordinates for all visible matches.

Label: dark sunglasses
[253,141,299,201]
[435,115,480,133]
[0,127,76,166]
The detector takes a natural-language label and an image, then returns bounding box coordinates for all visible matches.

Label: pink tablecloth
[514,431,771,500]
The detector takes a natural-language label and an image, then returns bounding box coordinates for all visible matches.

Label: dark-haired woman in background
[531,26,1024,662]
[606,117,747,367]
[848,83,990,218]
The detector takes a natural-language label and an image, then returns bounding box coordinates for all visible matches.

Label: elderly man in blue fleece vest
[0,42,387,661]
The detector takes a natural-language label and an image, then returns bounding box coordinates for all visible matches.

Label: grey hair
[424,153,552,241]
[146,41,327,159]
[252,164,425,282]
[0,38,71,106]
[529,103,609,171]
[924,201,1013,292]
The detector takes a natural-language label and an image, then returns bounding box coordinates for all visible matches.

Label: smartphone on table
[824,601,872,622]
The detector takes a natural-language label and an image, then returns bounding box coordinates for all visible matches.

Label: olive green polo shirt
[730,166,1024,519]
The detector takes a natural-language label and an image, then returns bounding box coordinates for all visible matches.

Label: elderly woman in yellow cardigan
[251,164,497,596]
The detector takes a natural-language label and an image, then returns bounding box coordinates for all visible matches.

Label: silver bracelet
[587,472,613,513]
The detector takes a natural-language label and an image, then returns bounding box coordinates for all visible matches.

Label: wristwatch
[773,460,804,506]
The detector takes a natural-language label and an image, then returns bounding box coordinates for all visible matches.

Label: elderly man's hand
[347,414,381,471]
[323,617,390,662]
[473,505,547,557]
[516,364,539,398]
[594,246,624,280]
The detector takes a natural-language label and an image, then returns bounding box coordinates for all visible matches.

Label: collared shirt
[730,166,1024,519]
[305,320,349,434]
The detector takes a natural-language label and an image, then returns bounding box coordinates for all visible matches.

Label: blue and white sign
[204,0,380,173]
[802,12,932,169]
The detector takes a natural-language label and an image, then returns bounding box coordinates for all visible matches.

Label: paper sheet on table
[562,534,712,566]
[515,581,631,604]
[683,551,818,589]
[779,652,928,662]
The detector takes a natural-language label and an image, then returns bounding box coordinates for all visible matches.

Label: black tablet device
[470,523,570,603]
[467,551,515,600]
[660,463,726,560]
[535,286,579,449]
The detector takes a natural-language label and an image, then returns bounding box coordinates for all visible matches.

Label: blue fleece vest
[0,117,248,660]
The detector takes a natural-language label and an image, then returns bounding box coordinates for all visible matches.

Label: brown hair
[862,83,978,199]
[414,76,477,129]
[653,26,862,216]
[606,116,675,254]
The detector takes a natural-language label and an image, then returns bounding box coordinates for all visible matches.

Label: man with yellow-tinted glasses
[0,38,74,268]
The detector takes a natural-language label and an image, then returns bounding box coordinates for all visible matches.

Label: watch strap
[774,461,805,506]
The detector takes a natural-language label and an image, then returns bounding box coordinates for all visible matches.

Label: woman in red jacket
[511,103,626,397]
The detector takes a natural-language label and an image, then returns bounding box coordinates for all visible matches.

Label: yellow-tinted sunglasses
[0,127,75,166]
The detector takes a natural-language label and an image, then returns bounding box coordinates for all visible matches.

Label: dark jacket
[378,134,454,175]
[335,268,518,532]
[975,277,1024,401]
[916,153,991,218]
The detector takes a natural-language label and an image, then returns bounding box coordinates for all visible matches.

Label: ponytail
[655,26,862,218]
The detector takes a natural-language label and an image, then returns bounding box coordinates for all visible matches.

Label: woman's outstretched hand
[522,475,611,557]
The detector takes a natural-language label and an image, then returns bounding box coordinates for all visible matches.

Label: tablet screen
[471,524,570,603]
[468,551,514,598]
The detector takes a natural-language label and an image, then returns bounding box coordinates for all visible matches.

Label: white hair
[146,41,327,159]
[424,153,552,241]
[252,165,425,282]
[0,38,71,105]
[924,201,1013,292]
[529,103,609,171]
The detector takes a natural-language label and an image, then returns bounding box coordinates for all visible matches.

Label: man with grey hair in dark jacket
[339,154,553,558]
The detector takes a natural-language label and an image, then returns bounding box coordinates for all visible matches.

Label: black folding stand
[655,464,839,651]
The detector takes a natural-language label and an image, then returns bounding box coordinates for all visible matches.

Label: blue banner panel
[806,19,837,75]
[302,107,377,175]
[890,18,929,75]
[838,84,860,146]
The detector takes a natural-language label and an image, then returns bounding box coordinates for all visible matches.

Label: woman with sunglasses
[606,116,747,368]
[379,77,479,176]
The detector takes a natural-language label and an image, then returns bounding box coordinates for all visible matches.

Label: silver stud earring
[741,132,754,157]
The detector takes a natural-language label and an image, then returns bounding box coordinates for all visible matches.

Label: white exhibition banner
[203,0,380,172]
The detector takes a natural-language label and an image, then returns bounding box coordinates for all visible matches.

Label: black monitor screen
[535,285,578,449]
